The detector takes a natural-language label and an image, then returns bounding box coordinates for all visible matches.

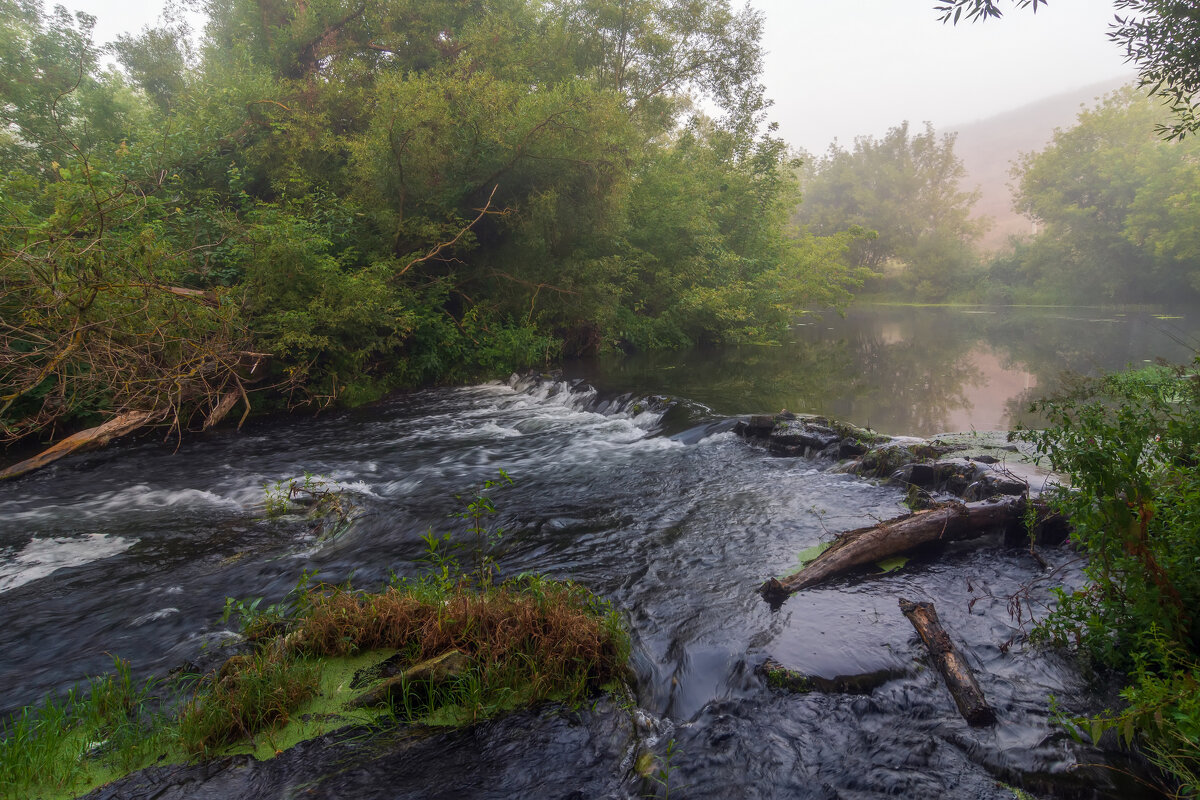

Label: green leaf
[875,556,909,574]
[795,541,832,567]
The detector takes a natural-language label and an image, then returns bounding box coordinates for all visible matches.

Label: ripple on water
[0,484,248,530]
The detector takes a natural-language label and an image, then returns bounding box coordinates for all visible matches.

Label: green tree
[1,0,869,457]
[0,1,255,444]
[795,121,983,301]
[613,120,868,349]
[1003,87,1200,303]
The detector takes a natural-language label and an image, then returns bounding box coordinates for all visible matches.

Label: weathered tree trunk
[759,657,908,695]
[761,496,1059,602]
[0,410,157,480]
[899,598,996,726]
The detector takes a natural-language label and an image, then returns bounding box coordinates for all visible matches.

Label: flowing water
[3,305,1197,799]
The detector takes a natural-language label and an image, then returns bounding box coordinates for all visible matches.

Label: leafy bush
[1019,361,1200,793]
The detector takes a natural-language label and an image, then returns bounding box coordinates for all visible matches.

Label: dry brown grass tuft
[178,576,626,757]
[291,580,625,689]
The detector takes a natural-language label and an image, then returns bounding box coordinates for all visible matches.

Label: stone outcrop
[758,658,907,695]
[733,412,883,460]
[734,411,1044,504]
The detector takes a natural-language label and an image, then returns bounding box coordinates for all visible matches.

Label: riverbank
[6,303,1196,482]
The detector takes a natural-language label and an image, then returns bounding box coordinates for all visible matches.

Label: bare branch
[396,185,504,277]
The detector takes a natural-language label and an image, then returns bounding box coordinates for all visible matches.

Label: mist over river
[2,305,1195,799]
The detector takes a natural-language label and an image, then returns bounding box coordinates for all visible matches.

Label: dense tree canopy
[0,0,865,445]
[794,122,983,301]
[991,87,1200,304]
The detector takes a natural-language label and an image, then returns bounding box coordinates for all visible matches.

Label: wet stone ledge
[758,658,908,695]
[734,411,1044,503]
[732,412,881,460]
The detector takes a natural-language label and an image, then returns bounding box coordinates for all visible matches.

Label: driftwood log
[899,598,996,726]
[760,496,1062,603]
[759,657,908,695]
[0,410,157,481]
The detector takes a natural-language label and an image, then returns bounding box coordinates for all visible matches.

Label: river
[2,305,1196,799]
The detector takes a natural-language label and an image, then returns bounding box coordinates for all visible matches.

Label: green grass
[0,658,170,800]
[222,650,396,759]
[176,648,321,757]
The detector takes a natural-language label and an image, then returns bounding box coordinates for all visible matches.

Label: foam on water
[0,485,245,528]
[0,533,136,593]
[131,607,181,626]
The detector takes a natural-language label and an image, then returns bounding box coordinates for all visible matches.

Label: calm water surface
[568,304,1200,436]
[2,306,1190,798]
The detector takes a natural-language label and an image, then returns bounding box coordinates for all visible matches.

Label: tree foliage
[794,122,983,301]
[1020,363,1200,795]
[0,0,864,446]
[933,0,1046,25]
[1111,0,1200,140]
[996,87,1200,304]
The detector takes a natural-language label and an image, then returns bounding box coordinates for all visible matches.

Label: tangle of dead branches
[0,161,272,450]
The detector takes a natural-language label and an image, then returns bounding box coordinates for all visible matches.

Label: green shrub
[1019,360,1200,793]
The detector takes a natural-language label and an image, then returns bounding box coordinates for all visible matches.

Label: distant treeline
[795,87,1200,307]
[0,0,868,446]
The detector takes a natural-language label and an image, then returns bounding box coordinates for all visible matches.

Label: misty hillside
[951,75,1132,251]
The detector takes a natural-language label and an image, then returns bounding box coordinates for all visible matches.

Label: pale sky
[750,0,1133,153]
[66,0,1134,154]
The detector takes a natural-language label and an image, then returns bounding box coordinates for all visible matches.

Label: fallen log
[0,409,157,481]
[759,657,907,695]
[760,496,1062,603]
[349,650,470,710]
[899,598,996,726]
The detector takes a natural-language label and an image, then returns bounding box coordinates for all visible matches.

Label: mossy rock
[826,419,889,445]
[852,443,928,478]
[760,659,815,693]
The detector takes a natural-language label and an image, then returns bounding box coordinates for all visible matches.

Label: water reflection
[568,305,1200,436]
